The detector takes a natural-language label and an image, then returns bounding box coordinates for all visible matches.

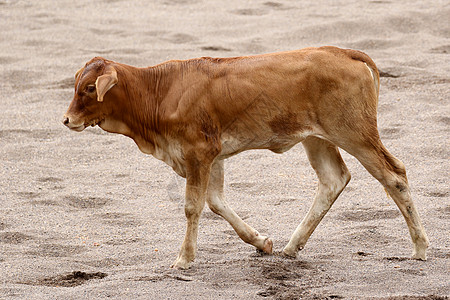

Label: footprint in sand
[64,195,111,209]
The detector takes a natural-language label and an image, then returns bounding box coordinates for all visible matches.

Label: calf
[63,46,429,269]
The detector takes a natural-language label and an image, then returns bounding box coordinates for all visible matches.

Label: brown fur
[63,46,429,269]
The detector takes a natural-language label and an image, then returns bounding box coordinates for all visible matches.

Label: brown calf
[63,46,429,269]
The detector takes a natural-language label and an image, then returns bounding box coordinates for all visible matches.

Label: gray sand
[1,0,449,299]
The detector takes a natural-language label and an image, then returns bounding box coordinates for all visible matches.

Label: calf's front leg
[206,160,273,253]
[171,155,212,269]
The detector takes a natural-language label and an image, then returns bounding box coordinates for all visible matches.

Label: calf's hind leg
[283,137,351,257]
[206,160,273,254]
[348,142,429,260]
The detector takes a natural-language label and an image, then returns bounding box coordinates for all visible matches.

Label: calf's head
[63,57,118,131]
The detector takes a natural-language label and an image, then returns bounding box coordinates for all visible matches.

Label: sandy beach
[0,0,449,299]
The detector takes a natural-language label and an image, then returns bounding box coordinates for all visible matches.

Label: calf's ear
[95,67,118,102]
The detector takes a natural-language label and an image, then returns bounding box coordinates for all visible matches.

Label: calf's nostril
[63,117,70,125]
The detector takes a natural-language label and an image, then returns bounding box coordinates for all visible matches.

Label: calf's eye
[86,85,96,93]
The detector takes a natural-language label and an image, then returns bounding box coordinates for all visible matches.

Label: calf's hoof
[256,238,273,255]
[281,250,297,258]
[411,249,427,261]
[262,238,273,254]
[411,240,429,261]
[170,256,193,270]
[281,245,303,258]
